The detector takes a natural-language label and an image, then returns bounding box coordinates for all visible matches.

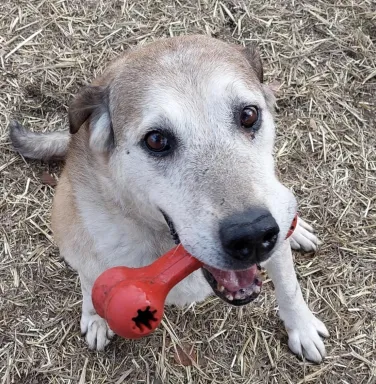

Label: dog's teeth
[259,270,267,281]
[234,291,243,300]
[226,293,234,301]
[253,285,261,294]
[217,284,225,292]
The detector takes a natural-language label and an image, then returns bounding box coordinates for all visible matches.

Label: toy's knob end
[92,267,130,318]
[100,281,165,339]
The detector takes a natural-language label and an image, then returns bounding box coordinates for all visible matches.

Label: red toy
[92,214,298,339]
[92,245,203,339]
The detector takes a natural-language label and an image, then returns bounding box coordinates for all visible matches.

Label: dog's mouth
[162,212,262,306]
[201,265,262,306]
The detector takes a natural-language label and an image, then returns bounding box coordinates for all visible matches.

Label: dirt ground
[1,0,375,383]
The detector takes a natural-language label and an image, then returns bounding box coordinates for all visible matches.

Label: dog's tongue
[204,264,258,292]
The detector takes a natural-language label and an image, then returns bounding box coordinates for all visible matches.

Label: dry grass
[1,0,376,383]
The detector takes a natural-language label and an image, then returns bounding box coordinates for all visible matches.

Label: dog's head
[69,35,297,305]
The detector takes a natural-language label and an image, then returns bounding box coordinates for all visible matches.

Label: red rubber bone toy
[92,246,203,339]
[92,214,298,339]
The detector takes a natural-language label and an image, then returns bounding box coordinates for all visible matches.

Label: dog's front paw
[284,311,329,363]
[80,312,115,351]
[289,217,321,252]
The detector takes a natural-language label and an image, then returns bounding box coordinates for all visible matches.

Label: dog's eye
[144,131,171,153]
[240,106,259,129]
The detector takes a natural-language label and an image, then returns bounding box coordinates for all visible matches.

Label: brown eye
[144,131,171,153]
[240,106,259,129]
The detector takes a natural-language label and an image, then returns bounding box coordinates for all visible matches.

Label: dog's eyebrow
[225,78,265,105]
[230,96,262,115]
[137,116,177,140]
[225,78,245,94]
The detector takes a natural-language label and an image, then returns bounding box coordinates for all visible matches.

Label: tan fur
[11,35,328,362]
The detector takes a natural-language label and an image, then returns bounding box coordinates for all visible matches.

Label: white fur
[89,112,112,152]
[49,38,329,362]
[262,240,329,363]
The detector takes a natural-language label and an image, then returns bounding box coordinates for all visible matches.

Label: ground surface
[1,1,376,383]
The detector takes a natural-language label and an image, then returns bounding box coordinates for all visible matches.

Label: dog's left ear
[240,45,264,83]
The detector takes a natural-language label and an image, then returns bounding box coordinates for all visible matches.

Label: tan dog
[10,35,328,362]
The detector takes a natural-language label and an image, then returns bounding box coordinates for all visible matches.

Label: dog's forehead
[152,42,263,100]
[149,53,263,126]
[143,65,264,130]
[110,37,264,134]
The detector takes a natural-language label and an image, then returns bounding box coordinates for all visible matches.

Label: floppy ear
[240,45,276,110]
[240,45,264,83]
[68,85,114,152]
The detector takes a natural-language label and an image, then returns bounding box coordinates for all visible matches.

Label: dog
[10,35,329,363]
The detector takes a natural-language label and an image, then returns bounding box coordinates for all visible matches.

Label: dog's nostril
[261,231,278,250]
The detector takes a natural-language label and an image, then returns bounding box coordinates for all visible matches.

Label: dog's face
[69,35,297,305]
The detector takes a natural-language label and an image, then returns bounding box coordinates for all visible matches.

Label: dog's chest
[79,201,171,268]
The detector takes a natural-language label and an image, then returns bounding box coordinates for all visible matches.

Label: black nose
[219,208,279,263]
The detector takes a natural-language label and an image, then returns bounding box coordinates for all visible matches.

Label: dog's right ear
[68,85,114,152]
[239,45,277,111]
[240,45,263,83]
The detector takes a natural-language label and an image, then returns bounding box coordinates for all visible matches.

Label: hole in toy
[132,306,158,330]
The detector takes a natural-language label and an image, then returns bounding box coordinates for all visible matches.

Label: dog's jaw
[162,212,263,306]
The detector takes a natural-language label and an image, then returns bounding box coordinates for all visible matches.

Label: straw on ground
[1,0,375,383]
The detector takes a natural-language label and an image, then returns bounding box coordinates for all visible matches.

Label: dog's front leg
[79,273,115,351]
[263,240,329,363]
